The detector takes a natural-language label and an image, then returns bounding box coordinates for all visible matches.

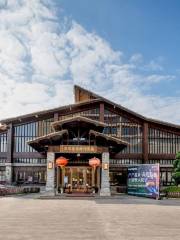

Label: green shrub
[175,152,180,160]
[163,186,180,193]
[172,152,180,185]
[172,172,180,185]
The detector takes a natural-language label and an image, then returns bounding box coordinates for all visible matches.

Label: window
[148,128,180,154]
[110,169,127,186]
[104,108,143,153]
[14,118,53,152]
[110,159,142,165]
[14,158,47,164]
[0,132,7,152]
[160,170,174,186]
[14,167,46,184]
[0,167,5,182]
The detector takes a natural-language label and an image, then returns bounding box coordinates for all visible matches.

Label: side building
[0,85,180,193]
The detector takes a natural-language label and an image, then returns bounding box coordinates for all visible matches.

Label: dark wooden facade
[0,85,180,186]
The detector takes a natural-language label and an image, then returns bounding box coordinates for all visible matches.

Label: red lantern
[56,156,68,168]
[89,157,100,168]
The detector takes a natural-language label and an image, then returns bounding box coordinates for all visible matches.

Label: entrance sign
[59,145,108,153]
[127,164,160,199]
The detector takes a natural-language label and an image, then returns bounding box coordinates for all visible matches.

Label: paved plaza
[0,195,180,240]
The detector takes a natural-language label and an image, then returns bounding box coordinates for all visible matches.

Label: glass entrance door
[72,167,84,191]
[64,167,93,193]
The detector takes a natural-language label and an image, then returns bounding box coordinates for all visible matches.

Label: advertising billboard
[127,164,160,199]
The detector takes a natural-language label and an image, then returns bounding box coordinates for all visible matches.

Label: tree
[172,152,180,186]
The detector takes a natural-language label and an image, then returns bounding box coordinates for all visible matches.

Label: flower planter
[167,192,180,198]
[0,186,40,196]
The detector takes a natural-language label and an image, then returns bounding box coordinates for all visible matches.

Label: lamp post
[56,156,68,194]
[89,157,100,194]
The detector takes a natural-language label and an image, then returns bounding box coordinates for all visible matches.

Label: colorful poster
[127,164,160,199]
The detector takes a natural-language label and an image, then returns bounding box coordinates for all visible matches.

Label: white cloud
[145,57,165,71]
[0,0,179,124]
[129,53,143,64]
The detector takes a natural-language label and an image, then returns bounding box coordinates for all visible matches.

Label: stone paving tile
[0,196,180,240]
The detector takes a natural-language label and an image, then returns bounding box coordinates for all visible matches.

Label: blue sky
[0,0,179,123]
[59,0,180,97]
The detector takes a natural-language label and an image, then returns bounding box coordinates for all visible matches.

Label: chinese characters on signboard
[127,164,160,199]
[60,145,96,153]
[59,145,107,153]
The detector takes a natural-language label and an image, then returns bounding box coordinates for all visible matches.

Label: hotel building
[0,86,180,195]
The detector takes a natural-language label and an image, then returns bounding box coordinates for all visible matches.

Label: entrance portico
[28,116,128,196]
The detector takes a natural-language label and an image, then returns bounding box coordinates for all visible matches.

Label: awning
[27,130,68,152]
[51,115,107,131]
[89,130,128,152]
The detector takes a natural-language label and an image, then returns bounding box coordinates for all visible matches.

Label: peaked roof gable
[74,85,180,131]
[74,85,98,102]
[0,85,180,131]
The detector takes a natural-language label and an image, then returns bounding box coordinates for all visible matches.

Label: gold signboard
[58,145,107,154]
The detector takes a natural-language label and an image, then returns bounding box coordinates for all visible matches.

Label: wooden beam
[110,153,176,160]
[104,103,143,125]
[13,152,46,158]
[99,103,104,122]
[148,154,176,160]
[148,123,180,135]
[112,153,143,159]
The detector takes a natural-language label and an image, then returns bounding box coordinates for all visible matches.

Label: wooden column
[143,122,149,163]
[57,166,60,192]
[92,167,95,187]
[97,166,101,193]
[99,103,104,122]
[7,123,13,163]
[83,168,87,186]
[61,167,65,192]
[5,123,13,184]
[70,168,73,192]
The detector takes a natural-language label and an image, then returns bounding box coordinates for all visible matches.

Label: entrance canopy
[27,116,128,153]
[52,115,107,132]
[28,130,68,152]
[89,130,128,151]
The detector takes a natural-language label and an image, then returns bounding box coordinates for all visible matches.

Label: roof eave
[0,85,179,131]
